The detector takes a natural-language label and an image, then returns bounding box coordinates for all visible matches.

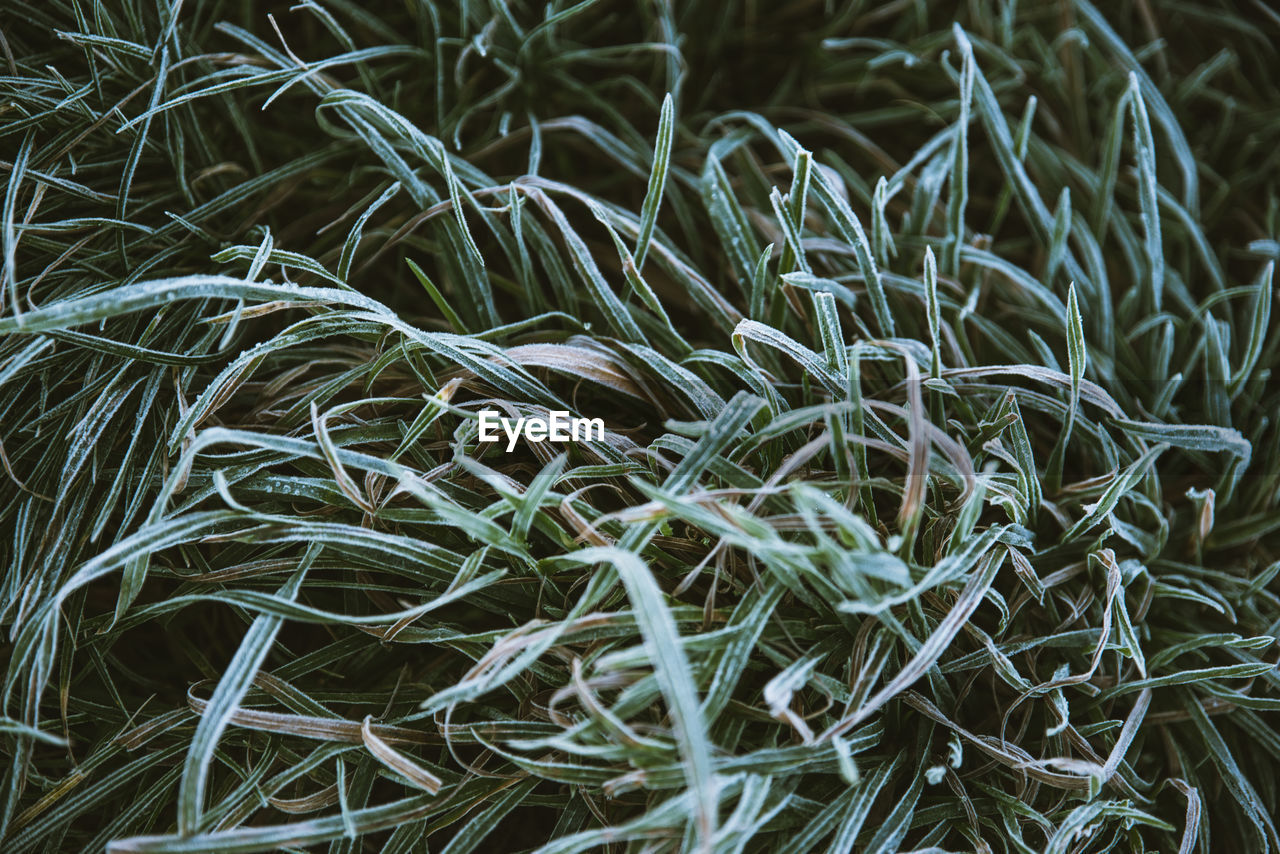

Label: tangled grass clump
[1,1,1279,851]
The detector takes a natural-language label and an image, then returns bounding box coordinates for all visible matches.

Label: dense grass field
[2,1,1278,851]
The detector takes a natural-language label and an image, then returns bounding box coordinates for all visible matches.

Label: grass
[1,1,1278,851]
